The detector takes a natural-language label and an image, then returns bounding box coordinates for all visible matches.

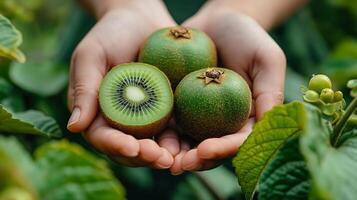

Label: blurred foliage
[0,14,25,63]
[0,0,41,22]
[0,137,125,200]
[0,0,356,199]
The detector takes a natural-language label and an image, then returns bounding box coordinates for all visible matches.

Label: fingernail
[67,107,80,128]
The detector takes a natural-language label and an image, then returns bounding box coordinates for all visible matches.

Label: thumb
[67,41,106,133]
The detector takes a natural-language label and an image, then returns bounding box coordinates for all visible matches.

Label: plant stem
[192,172,224,200]
[332,98,357,146]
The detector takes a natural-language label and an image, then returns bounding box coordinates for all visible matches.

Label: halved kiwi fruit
[138,26,217,88]
[174,68,252,141]
[99,63,173,138]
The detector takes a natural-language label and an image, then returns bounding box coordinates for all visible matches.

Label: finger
[170,141,190,175]
[138,139,173,169]
[181,149,203,171]
[252,41,286,119]
[67,38,107,133]
[157,128,180,156]
[182,13,206,31]
[197,118,254,160]
[84,115,140,157]
[137,139,163,162]
[152,148,174,169]
[181,149,221,171]
[110,149,173,169]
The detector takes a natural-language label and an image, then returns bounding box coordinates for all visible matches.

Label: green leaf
[0,186,35,200]
[259,137,310,200]
[117,167,154,189]
[0,136,37,199]
[0,78,25,112]
[0,14,25,63]
[173,178,212,200]
[331,39,357,59]
[33,140,125,200]
[196,166,242,199]
[324,58,357,90]
[301,114,357,200]
[0,105,62,137]
[10,62,68,96]
[172,167,243,200]
[233,102,307,200]
[285,67,307,102]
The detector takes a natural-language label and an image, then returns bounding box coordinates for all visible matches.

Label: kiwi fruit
[138,26,217,88]
[99,63,173,138]
[174,68,252,141]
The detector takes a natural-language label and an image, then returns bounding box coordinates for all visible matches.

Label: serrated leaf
[10,62,68,96]
[0,136,37,199]
[301,113,357,200]
[259,137,310,200]
[0,14,25,63]
[34,140,125,200]
[0,105,62,137]
[233,102,307,200]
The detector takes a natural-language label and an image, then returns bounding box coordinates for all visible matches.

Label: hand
[67,0,179,168]
[170,6,286,174]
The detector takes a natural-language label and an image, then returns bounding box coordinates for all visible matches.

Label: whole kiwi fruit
[174,68,252,141]
[99,63,173,138]
[138,26,217,88]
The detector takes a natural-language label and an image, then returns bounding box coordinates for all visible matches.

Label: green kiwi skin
[138,26,217,88]
[174,68,252,142]
[99,63,174,139]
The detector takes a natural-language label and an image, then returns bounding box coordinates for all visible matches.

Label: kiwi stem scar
[197,68,225,84]
[170,26,191,39]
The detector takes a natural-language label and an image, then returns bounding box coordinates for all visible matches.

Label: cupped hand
[67,0,179,168]
[170,6,286,174]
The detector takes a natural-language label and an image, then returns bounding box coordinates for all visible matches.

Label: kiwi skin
[138,26,217,88]
[102,110,171,139]
[174,68,252,142]
[99,63,174,139]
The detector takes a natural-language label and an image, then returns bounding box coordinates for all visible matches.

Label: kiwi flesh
[138,26,217,88]
[99,63,173,138]
[174,68,252,141]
